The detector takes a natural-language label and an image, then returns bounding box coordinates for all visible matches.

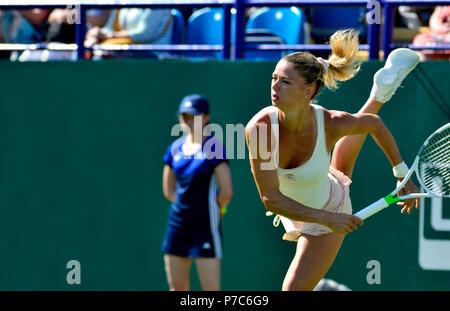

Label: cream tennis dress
[267,104,353,240]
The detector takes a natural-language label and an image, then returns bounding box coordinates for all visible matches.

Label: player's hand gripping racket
[355,123,450,220]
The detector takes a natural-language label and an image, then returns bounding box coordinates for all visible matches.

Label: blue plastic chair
[171,9,185,45]
[186,8,227,59]
[245,7,306,60]
[310,7,367,42]
[244,29,286,60]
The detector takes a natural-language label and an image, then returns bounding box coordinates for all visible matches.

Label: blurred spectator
[398,6,434,30]
[0,9,50,60]
[412,6,450,60]
[0,9,49,44]
[10,8,111,61]
[0,10,9,59]
[45,8,76,43]
[42,8,111,44]
[87,9,112,28]
[45,8,112,44]
[84,8,173,59]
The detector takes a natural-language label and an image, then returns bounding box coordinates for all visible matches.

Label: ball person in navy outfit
[162,94,233,291]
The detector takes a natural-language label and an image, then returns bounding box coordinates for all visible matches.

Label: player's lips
[272,93,279,101]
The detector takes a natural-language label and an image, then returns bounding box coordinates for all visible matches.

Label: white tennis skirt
[277,167,353,241]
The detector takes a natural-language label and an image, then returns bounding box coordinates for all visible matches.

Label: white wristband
[393,161,409,178]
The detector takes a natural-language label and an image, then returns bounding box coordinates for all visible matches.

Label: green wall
[0,60,448,290]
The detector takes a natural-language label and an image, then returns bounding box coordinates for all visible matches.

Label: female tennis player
[245,29,420,291]
[162,94,233,291]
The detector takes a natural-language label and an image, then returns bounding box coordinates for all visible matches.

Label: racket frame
[355,123,450,220]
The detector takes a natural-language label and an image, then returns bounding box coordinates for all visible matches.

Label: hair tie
[317,57,330,74]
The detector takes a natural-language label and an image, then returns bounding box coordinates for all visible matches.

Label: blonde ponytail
[324,29,364,90]
[281,29,364,99]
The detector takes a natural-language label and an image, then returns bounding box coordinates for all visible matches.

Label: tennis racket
[355,122,450,220]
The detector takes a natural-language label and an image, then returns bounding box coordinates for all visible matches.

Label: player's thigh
[164,254,193,290]
[195,257,221,291]
[283,232,346,291]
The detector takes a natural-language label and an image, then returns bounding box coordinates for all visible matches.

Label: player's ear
[305,86,315,100]
[309,86,316,97]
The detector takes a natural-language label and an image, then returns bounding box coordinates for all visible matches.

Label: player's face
[271,60,312,108]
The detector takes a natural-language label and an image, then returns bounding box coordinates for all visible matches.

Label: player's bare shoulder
[322,108,355,139]
[245,106,277,154]
[245,106,276,132]
[323,108,348,126]
[323,108,353,123]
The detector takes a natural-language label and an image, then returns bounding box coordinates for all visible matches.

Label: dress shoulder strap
[311,104,329,155]
[267,106,279,144]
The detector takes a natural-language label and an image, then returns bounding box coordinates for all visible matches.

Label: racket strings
[418,126,450,196]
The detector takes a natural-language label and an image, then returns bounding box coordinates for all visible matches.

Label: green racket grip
[355,194,401,220]
[384,194,403,205]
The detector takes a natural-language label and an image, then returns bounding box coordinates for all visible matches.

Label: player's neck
[278,103,315,134]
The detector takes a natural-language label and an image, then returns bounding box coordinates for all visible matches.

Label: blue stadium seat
[186,8,227,59]
[246,7,306,45]
[244,29,286,60]
[245,7,306,60]
[171,9,185,44]
[310,7,367,42]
